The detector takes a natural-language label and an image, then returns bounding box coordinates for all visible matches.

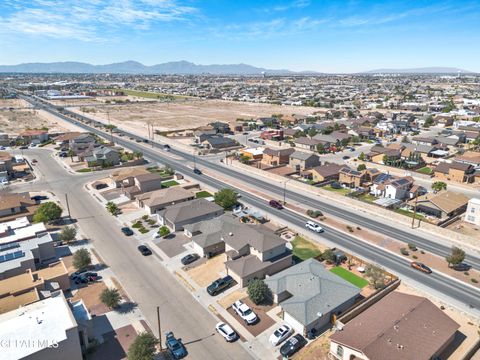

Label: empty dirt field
[0,98,32,109]
[69,98,316,134]
[0,108,82,134]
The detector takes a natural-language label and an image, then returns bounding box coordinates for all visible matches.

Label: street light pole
[283,179,292,205]
[157,306,162,351]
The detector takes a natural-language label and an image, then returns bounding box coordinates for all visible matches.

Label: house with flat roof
[329,291,459,360]
[0,217,48,245]
[265,258,360,335]
[0,291,82,360]
[0,192,36,219]
[157,198,224,231]
[0,233,56,280]
[465,198,480,226]
[185,214,292,287]
[136,187,195,214]
[0,260,69,314]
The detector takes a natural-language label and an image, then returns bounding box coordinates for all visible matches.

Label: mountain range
[0,61,473,75]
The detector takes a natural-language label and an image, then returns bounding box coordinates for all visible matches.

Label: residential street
[8,148,253,360]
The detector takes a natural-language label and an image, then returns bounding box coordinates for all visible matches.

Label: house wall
[255,244,286,262]
[0,258,36,280]
[449,168,468,183]
[284,311,306,335]
[329,342,367,360]
[465,199,480,226]
[23,326,83,360]
[370,153,384,164]
[136,178,162,193]
[0,205,21,217]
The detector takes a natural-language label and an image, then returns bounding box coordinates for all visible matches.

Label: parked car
[165,332,188,359]
[269,200,283,209]
[193,168,202,175]
[31,159,38,163]
[74,272,98,284]
[19,146,28,149]
[330,182,342,189]
[305,221,324,233]
[70,269,89,280]
[59,152,68,158]
[181,253,200,266]
[207,275,234,296]
[411,261,432,274]
[342,155,350,160]
[137,245,152,256]
[121,227,134,236]
[232,300,258,325]
[280,334,307,358]
[452,263,470,271]
[269,325,293,346]
[215,322,237,342]
[349,147,355,152]
[31,195,48,201]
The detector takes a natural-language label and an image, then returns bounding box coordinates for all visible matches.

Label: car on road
[19,146,28,150]
[165,331,188,359]
[215,322,237,342]
[232,300,258,325]
[31,159,38,164]
[242,132,249,135]
[342,155,350,160]
[31,195,48,201]
[411,261,432,274]
[207,275,234,296]
[269,325,293,346]
[305,221,323,233]
[349,147,355,152]
[163,144,171,151]
[280,334,307,358]
[181,253,200,266]
[193,168,202,175]
[137,245,152,256]
[121,227,134,236]
[269,200,283,209]
[59,152,68,157]
[452,263,470,271]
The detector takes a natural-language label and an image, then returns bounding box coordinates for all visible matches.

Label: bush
[142,215,149,221]
[321,248,335,263]
[407,243,417,251]
[138,227,149,234]
[420,250,425,254]
[400,248,409,256]
[214,188,238,210]
[100,288,121,309]
[132,221,142,228]
[247,279,271,305]
[127,332,158,360]
[73,248,91,271]
[464,272,470,276]
[33,202,62,223]
[471,278,478,284]
[158,226,170,237]
[346,225,354,233]
[307,210,323,218]
[59,226,77,243]
[356,226,361,231]
[412,255,418,259]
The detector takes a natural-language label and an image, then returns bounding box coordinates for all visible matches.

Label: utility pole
[411,191,419,228]
[157,306,163,351]
[193,151,196,169]
[65,193,71,220]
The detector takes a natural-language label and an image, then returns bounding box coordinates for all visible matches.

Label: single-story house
[295,137,326,151]
[304,164,346,182]
[157,198,224,231]
[108,168,151,188]
[329,291,460,360]
[136,187,195,214]
[201,135,238,150]
[265,258,361,335]
[18,130,49,145]
[0,192,36,219]
[408,191,469,219]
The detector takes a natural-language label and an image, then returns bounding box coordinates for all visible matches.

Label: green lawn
[330,266,369,288]
[162,180,179,188]
[322,185,352,195]
[76,168,92,173]
[121,89,186,100]
[395,208,425,220]
[355,193,377,203]
[195,191,212,199]
[416,166,433,175]
[291,236,322,262]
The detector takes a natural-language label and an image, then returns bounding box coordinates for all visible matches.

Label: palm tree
[67,149,75,162]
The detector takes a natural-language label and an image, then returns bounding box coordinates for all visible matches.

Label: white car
[215,322,237,342]
[232,300,258,325]
[269,325,293,346]
[306,221,323,233]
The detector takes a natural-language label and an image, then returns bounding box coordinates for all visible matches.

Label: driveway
[155,232,191,258]
[185,255,226,287]
[226,297,276,337]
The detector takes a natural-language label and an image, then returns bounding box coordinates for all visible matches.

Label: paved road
[9,149,253,360]
[20,94,480,316]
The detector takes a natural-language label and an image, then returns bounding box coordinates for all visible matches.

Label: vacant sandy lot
[0,108,83,134]
[0,98,32,109]
[69,99,317,134]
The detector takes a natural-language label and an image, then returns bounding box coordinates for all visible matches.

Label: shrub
[132,221,142,228]
[321,248,335,263]
[138,227,149,234]
[247,279,271,305]
[420,250,425,254]
[400,248,409,256]
[158,226,170,237]
[471,278,478,284]
[356,226,361,231]
[100,288,121,309]
[408,243,417,251]
[73,248,91,271]
[412,255,418,259]
[127,332,158,360]
[464,272,470,276]
[59,226,77,243]
[307,210,323,218]
[346,225,354,233]
[142,215,149,221]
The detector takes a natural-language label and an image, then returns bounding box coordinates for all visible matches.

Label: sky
[0,0,479,73]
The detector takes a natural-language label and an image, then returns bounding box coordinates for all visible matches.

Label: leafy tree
[446,246,465,267]
[432,181,447,192]
[163,165,175,175]
[106,201,119,216]
[423,115,434,128]
[73,248,91,271]
[357,164,366,171]
[67,149,75,162]
[401,135,410,143]
[239,154,250,164]
[316,143,325,154]
[33,202,62,223]
[365,265,386,289]
[59,226,77,243]
[307,128,318,138]
[247,279,271,305]
[382,155,389,165]
[358,152,366,161]
[158,226,170,237]
[133,151,143,160]
[100,288,121,309]
[127,332,158,360]
[320,248,335,263]
[214,188,238,210]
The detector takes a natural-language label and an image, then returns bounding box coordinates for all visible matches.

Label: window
[337,345,344,358]
[471,207,476,213]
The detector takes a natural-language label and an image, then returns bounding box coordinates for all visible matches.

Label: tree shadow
[115,302,138,314]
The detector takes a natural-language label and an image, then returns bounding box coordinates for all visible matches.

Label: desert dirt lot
[0,98,32,109]
[69,98,317,134]
[0,108,82,134]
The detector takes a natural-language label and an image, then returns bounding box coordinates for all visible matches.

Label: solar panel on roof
[5,253,14,261]
[0,255,5,263]
[0,242,20,252]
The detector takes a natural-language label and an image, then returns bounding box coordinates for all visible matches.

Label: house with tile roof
[407,191,469,219]
[329,291,459,360]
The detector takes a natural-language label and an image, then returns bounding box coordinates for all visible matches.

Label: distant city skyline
[0,0,479,73]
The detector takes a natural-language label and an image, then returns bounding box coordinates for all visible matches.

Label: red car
[269,200,284,209]
[411,262,432,274]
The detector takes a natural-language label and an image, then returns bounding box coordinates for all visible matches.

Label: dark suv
[207,275,234,296]
[269,200,283,209]
[280,334,307,358]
